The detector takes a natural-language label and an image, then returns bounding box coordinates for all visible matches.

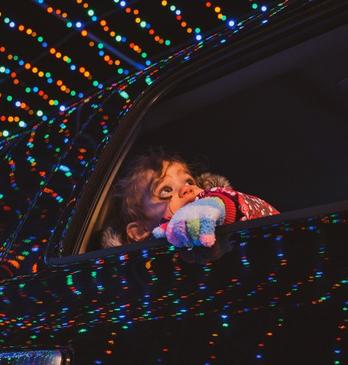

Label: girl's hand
[152,197,226,247]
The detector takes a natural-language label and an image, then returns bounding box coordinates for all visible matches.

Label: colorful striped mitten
[152,196,226,248]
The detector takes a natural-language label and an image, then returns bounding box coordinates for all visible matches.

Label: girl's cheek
[168,199,187,216]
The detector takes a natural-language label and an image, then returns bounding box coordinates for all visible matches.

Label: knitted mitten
[152,196,226,248]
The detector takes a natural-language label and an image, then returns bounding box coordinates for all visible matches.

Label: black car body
[1,0,348,363]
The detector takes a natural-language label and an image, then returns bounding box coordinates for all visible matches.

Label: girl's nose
[179,184,194,198]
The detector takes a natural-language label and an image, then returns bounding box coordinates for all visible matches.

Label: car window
[50,21,348,260]
[80,22,348,255]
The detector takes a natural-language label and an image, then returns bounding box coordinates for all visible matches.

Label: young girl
[102,152,279,248]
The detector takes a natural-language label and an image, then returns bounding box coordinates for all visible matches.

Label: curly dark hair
[111,150,189,244]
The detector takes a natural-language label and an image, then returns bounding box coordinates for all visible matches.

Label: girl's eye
[186,178,195,185]
[159,186,173,199]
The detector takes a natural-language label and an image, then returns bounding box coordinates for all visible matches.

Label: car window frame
[46,0,348,266]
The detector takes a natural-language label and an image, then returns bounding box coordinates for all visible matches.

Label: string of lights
[34,0,140,71]
[0,45,82,98]
[113,0,171,48]
[31,4,104,89]
[161,1,203,41]
[73,0,147,67]
[0,63,62,111]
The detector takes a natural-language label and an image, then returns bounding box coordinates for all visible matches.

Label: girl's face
[142,161,203,229]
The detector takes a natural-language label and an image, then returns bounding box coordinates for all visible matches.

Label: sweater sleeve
[198,189,237,224]
[198,187,280,223]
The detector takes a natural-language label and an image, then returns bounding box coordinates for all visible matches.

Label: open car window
[52,19,348,260]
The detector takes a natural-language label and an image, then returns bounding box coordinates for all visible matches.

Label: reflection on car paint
[0,211,348,363]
